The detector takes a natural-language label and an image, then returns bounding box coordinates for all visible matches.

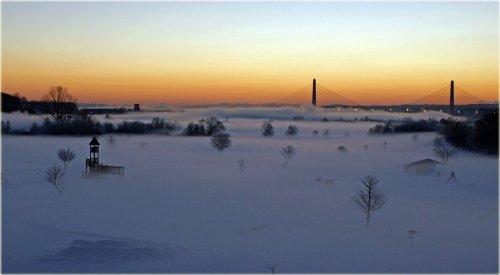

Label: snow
[1,108,498,273]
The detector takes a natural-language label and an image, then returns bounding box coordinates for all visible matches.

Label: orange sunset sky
[2,2,499,105]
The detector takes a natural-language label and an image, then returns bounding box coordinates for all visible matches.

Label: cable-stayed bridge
[275,79,494,115]
[407,81,492,115]
[276,79,359,108]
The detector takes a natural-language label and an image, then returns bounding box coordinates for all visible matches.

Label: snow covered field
[1,108,498,273]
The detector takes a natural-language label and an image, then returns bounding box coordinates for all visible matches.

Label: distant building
[80,107,127,115]
[134,104,140,112]
[403,159,441,175]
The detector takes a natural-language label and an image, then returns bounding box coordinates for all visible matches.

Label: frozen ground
[1,108,498,273]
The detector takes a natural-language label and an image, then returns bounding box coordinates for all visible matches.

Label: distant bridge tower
[312,78,317,106]
[450,80,455,115]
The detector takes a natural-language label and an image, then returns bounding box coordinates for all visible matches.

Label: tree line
[369,115,498,155]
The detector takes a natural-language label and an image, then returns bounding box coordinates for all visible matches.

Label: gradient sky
[2,1,498,105]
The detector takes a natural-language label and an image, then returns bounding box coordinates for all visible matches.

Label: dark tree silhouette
[238,159,248,177]
[211,132,231,152]
[72,111,101,135]
[183,121,206,136]
[45,165,65,194]
[57,148,76,169]
[337,145,348,153]
[262,120,275,136]
[285,124,298,135]
[433,136,455,164]
[438,118,473,149]
[352,175,387,228]
[204,116,226,136]
[42,86,77,125]
[474,112,498,154]
[280,144,297,168]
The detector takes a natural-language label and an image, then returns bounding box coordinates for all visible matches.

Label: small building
[85,137,124,175]
[87,137,100,169]
[403,159,441,175]
[133,104,140,112]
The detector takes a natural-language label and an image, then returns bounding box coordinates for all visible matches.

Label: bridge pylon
[312,79,317,106]
[450,80,455,115]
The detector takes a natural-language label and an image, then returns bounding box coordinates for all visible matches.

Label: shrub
[102,122,115,133]
[117,121,148,134]
[369,118,439,134]
[164,120,181,131]
[151,117,165,130]
[183,117,225,136]
[183,121,206,136]
[149,117,180,133]
[45,165,65,194]
[70,111,102,135]
[238,159,248,177]
[262,120,275,136]
[337,146,348,153]
[57,148,76,168]
[280,145,297,168]
[285,124,299,135]
[28,112,102,135]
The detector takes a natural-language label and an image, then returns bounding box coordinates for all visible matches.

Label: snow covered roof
[405,158,441,166]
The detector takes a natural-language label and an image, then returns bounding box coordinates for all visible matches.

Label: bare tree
[204,116,226,136]
[238,159,248,177]
[433,136,455,164]
[280,145,297,168]
[42,86,77,125]
[265,263,277,274]
[45,165,65,194]
[211,132,231,152]
[57,148,76,169]
[351,175,387,228]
